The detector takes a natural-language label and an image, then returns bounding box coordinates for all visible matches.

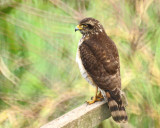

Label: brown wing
[85,38,120,74]
[79,40,122,104]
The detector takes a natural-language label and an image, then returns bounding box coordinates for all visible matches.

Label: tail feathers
[107,92,128,123]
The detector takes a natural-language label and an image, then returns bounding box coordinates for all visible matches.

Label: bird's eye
[87,24,93,29]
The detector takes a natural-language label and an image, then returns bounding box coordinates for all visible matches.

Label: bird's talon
[87,96,103,104]
[97,92,104,99]
[97,97,104,101]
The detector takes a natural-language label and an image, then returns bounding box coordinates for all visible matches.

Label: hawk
[75,17,128,123]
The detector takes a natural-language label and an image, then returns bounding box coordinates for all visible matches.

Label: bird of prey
[75,17,128,123]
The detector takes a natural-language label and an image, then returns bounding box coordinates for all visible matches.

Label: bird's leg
[87,86,103,104]
[97,91,104,100]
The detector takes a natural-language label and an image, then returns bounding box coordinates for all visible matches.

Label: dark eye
[86,24,93,29]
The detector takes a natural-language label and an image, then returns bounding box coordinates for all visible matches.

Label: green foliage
[0,0,160,127]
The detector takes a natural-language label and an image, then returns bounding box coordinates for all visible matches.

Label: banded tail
[106,91,128,123]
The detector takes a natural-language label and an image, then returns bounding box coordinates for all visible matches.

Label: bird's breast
[76,38,96,87]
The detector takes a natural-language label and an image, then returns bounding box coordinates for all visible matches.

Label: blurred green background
[0,0,160,128]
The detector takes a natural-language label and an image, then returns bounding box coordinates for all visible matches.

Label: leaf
[0,56,19,85]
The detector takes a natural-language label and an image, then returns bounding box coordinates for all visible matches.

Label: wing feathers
[84,41,119,74]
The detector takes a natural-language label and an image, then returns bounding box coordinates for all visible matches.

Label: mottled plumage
[75,17,127,123]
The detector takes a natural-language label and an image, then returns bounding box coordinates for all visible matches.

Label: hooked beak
[75,25,83,32]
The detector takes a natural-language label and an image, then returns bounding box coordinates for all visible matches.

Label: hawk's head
[75,17,104,35]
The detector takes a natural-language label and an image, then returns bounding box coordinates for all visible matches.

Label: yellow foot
[97,92,104,99]
[87,96,102,105]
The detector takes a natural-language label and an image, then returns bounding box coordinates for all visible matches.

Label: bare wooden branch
[40,100,111,128]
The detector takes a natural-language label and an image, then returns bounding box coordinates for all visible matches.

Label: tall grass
[0,0,160,128]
